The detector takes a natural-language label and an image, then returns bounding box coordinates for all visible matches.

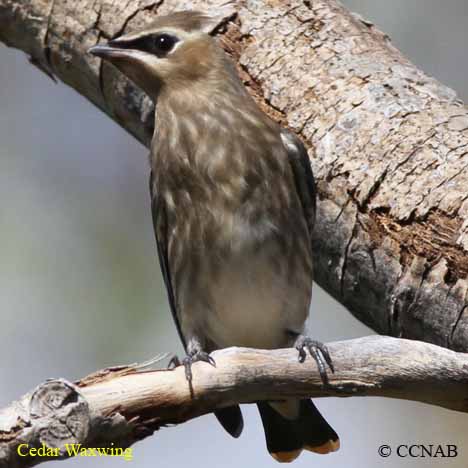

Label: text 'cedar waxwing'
[89,10,339,463]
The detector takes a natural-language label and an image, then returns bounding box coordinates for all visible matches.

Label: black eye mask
[109,33,180,58]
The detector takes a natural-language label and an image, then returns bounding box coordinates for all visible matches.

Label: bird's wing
[280,130,317,237]
[149,170,187,350]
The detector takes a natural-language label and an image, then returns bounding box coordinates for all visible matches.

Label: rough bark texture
[1,337,468,467]
[1,0,468,349]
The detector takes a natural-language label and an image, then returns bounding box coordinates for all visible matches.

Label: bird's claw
[167,354,181,369]
[295,336,334,385]
[168,351,216,382]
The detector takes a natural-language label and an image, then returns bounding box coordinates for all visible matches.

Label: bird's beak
[88,40,138,61]
[88,38,160,98]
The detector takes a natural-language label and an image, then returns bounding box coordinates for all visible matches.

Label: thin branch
[1,336,467,467]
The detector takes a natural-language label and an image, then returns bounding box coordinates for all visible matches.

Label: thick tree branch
[1,336,468,467]
[1,0,468,350]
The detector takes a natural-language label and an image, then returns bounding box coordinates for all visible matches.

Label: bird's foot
[168,350,216,382]
[294,335,334,385]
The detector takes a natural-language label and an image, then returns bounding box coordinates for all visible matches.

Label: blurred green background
[1,1,467,466]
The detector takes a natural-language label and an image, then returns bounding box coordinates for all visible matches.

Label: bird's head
[88,10,234,100]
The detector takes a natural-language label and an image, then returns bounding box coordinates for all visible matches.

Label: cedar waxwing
[89,10,339,463]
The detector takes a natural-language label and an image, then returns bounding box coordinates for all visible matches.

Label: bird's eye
[152,33,179,56]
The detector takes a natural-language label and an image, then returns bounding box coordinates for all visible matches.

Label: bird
[89,10,339,463]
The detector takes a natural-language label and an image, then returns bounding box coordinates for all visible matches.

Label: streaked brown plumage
[89,10,339,462]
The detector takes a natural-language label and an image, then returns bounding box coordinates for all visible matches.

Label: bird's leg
[294,335,334,385]
[169,337,216,382]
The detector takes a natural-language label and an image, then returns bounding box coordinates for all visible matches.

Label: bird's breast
[153,124,312,351]
[169,198,312,351]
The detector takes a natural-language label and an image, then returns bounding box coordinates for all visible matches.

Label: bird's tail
[257,399,339,463]
[214,405,244,438]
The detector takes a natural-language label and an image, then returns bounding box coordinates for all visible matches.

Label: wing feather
[280,130,317,239]
[149,170,187,350]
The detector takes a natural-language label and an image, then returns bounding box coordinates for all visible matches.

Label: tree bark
[1,0,468,350]
[1,336,468,467]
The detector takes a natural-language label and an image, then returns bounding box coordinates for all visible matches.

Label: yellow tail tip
[270,449,303,463]
[304,438,340,454]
